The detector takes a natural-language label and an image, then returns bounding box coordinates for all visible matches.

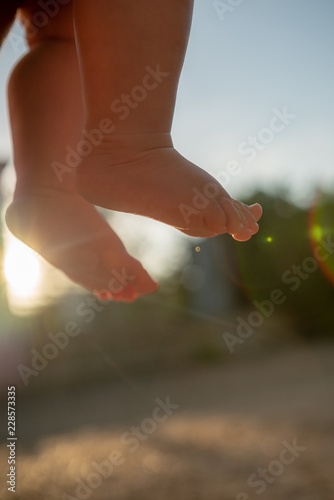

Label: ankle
[13,179,76,199]
[81,130,173,153]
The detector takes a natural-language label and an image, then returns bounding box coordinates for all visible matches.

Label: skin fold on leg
[73,0,262,241]
[5,1,158,302]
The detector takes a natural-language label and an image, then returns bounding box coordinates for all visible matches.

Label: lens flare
[308,191,334,285]
[4,240,41,298]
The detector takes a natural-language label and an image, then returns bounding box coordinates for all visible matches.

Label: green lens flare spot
[311,225,323,241]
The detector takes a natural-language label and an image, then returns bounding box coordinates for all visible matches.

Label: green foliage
[233,191,334,337]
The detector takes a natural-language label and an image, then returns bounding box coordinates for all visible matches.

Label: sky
[0,0,334,306]
[178,0,334,202]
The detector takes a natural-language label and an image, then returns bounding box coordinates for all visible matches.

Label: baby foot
[5,187,158,302]
[74,133,262,241]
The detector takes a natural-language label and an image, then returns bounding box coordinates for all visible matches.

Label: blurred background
[1,1,334,499]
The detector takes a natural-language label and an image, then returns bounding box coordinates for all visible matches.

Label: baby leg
[73,0,262,241]
[6,1,158,301]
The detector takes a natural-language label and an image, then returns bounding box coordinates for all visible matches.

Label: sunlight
[4,239,41,298]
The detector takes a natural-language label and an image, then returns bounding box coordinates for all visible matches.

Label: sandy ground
[1,342,334,500]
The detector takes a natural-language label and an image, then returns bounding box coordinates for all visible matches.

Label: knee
[18,0,74,47]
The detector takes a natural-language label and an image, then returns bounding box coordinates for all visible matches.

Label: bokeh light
[4,239,41,298]
[308,191,334,286]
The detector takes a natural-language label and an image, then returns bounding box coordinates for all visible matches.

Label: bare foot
[74,134,262,242]
[5,187,158,302]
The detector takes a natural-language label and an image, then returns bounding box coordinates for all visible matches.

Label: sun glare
[4,240,41,298]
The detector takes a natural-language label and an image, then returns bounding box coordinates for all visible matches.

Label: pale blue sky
[1,0,334,201]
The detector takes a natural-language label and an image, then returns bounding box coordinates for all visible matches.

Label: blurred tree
[233,191,334,337]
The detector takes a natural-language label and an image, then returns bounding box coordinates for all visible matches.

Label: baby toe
[201,200,228,235]
[240,205,259,234]
[119,285,136,303]
[245,202,263,222]
[221,198,247,235]
[232,228,254,242]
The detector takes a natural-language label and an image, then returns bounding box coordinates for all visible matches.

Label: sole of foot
[5,187,158,302]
